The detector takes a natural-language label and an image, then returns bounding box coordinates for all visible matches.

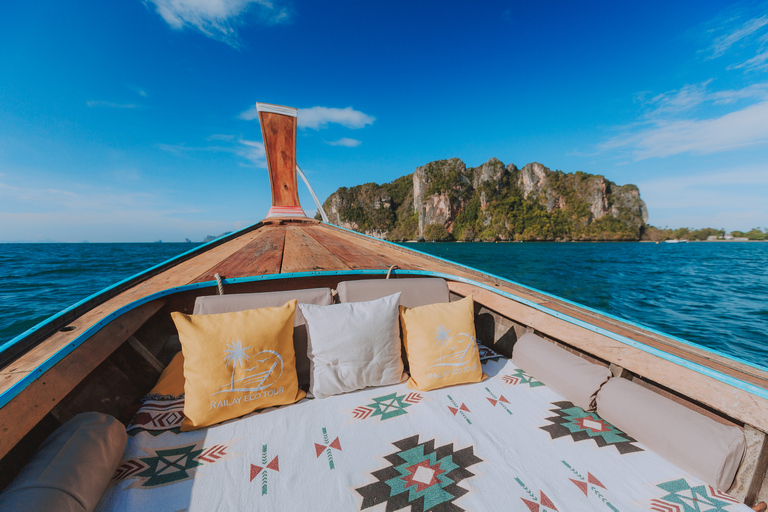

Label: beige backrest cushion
[0,412,127,512]
[193,287,333,386]
[512,332,611,411]
[337,278,449,307]
[596,377,746,491]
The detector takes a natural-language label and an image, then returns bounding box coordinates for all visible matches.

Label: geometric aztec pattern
[127,398,185,436]
[561,460,618,511]
[484,387,513,415]
[514,477,559,512]
[446,395,471,425]
[650,478,739,512]
[356,434,482,512]
[539,401,643,454]
[250,444,279,496]
[352,392,422,421]
[314,427,342,470]
[110,441,236,489]
[502,368,545,387]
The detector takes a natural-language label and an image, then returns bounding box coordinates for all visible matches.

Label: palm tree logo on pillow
[429,325,477,369]
[213,340,284,394]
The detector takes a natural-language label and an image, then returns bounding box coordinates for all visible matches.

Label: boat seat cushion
[337,278,449,307]
[193,287,333,387]
[172,301,306,431]
[596,377,746,491]
[512,332,611,411]
[400,295,485,391]
[0,412,126,512]
[299,293,405,399]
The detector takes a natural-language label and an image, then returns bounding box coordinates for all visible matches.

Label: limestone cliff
[321,158,648,241]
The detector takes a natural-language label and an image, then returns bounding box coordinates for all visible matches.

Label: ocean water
[1,241,766,369]
[409,241,768,369]
[0,243,199,343]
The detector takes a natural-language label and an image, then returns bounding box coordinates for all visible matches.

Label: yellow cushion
[400,295,485,391]
[149,351,185,397]
[171,300,305,431]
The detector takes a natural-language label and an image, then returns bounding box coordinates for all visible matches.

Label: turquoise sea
[1,241,766,369]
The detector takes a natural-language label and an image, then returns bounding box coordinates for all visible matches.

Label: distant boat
[664,239,679,243]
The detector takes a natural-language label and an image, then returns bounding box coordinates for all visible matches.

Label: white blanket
[98,355,750,511]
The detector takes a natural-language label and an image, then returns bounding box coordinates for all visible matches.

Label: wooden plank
[314,224,548,303]
[609,362,632,379]
[127,336,164,374]
[304,226,419,270]
[195,227,286,281]
[731,426,768,505]
[448,280,768,432]
[50,359,140,425]
[0,299,164,460]
[281,226,351,273]
[259,111,299,208]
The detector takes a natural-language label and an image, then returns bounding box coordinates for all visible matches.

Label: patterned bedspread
[97,353,750,511]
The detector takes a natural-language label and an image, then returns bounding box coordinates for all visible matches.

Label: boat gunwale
[325,222,768,377]
[1,267,767,413]
[0,221,264,369]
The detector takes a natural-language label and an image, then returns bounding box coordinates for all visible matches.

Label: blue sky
[1,0,767,242]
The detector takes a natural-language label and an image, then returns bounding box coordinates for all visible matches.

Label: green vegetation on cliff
[320,157,649,242]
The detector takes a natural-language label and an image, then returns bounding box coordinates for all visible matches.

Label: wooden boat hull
[2,219,767,504]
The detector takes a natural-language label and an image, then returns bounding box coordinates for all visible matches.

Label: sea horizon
[1,241,766,370]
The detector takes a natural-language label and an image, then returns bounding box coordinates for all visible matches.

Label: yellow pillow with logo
[171,299,305,431]
[400,295,485,391]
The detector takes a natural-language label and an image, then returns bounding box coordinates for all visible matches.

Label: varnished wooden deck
[2,218,768,459]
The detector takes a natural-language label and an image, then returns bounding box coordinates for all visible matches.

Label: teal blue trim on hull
[1,267,766,411]
[0,221,263,364]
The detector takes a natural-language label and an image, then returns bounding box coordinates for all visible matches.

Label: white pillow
[299,293,405,399]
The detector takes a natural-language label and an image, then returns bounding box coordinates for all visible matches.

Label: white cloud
[601,100,768,159]
[326,138,361,147]
[729,48,768,71]
[636,167,768,230]
[237,105,260,121]
[86,100,138,109]
[709,82,768,103]
[0,179,241,242]
[602,78,768,160]
[236,139,267,166]
[706,15,768,58]
[239,105,376,130]
[158,136,267,167]
[638,80,768,118]
[0,181,155,213]
[128,85,149,97]
[208,133,235,141]
[298,106,375,130]
[146,0,289,47]
[642,81,713,117]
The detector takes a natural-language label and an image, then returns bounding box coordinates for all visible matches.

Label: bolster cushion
[0,412,127,512]
[596,377,746,491]
[337,278,449,307]
[193,287,333,387]
[512,332,611,411]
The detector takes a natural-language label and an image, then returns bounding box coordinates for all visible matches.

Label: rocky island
[319,158,649,241]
